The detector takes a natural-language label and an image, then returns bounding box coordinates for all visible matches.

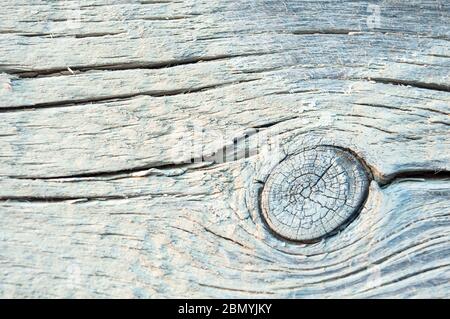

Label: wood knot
[261,146,369,242]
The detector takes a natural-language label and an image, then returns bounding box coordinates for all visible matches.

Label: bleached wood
[0,0,449,298]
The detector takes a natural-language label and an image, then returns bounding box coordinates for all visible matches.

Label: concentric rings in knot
[261,146,369,242]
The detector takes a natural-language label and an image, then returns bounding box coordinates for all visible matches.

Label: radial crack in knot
[261,146,369,242]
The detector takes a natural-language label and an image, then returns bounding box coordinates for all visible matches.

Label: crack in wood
[0,78,260,113]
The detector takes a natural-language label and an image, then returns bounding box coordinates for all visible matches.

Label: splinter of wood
[261,146,369,242]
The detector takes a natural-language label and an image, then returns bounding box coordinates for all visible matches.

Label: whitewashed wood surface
[0,0,449,298]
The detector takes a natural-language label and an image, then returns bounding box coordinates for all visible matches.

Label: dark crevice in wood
[352,102,409,112]
[0,30,18,35]
[0,194,146,203]
[0,191,207,203]
[0,78,260,113]
[427,53,450,58]
[202,226,249,250]
[285,29,450,41]
[7,161,201,181]
[367,77,450,93]
[6,31,126,39]
[429,120,450,126]
[419,107,449,116]
[356,123,395,134]
[74,32,125,38]
[0,192,203,203]
[379,170,450,188]
[1,32,51,37]
[7,52,270,79]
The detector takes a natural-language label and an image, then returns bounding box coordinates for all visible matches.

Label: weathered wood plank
[1,34,449,108]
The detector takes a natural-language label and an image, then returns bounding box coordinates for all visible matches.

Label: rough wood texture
[0,0,449,298]
[261,146,369,242]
